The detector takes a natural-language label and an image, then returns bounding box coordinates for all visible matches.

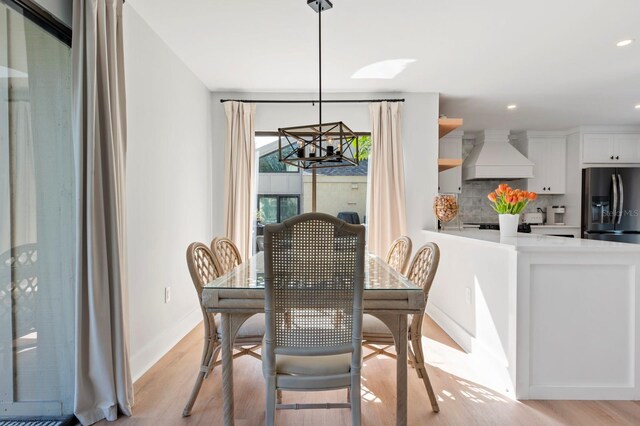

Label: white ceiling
[128,0,640,131]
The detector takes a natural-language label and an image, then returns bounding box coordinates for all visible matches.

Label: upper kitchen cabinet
[582,132,640,164]
[512,131,566,194]
[438,130,463,193]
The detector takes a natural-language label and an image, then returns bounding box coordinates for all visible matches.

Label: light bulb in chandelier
[296,140,305,158]
[326,137,334,155]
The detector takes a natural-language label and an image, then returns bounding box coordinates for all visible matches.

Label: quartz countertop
[423,229,640,252]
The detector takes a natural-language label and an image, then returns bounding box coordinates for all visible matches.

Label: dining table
[201,251,425,426]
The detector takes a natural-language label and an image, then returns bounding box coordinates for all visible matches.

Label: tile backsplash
[457,140,562,224]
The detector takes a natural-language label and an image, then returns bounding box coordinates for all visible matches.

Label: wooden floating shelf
[438,118,463,139]
[438,158,463,172]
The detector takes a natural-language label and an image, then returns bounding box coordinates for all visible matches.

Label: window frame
[257,194,301,224]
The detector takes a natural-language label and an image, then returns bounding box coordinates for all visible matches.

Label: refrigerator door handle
[612,173,618,225]
[618,173,624,225]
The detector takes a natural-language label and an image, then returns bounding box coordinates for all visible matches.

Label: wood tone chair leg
[265,377,277,426]
[277,390,282,404]
[408,344,418,371]
[183,338,218,416]
[411,335,439,413]
[205,345,221,378]
[350,379,361,426]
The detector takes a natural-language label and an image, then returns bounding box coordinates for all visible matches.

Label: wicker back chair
[211,236,242,274]
[183,242,265,417]
[263,213,366,426]
[362,242,441,413]
[385,236,412,275]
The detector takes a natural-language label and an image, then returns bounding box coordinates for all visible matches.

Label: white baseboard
[426,303,516,397]
[130,308,202,382]
[426,303,473,353]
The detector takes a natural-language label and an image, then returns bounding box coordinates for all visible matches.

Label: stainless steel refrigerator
[582,168,640,244]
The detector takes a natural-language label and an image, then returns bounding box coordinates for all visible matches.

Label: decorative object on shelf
[434,194,460,230]
[277,0,358,170]
[488,184,537,237]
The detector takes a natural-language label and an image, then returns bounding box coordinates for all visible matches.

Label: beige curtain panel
[368,102,408,257]
[72,0,133,424]
[224,101,256,260]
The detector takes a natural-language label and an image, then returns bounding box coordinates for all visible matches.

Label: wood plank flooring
[103,316,640,425]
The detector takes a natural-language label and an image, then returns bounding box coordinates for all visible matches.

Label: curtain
[72,0,133,424]
[368,102,407,257]
[224,101,256,260]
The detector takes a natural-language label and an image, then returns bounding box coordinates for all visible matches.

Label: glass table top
[204,251,422,291]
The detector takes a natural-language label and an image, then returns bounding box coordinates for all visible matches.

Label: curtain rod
[219,98,405,104]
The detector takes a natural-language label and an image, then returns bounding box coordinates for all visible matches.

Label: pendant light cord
[318,2,322,126]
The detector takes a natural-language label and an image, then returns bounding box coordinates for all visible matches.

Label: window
[300,135,371,223]
[259,146,298,173]
[0,0,75,417]
[258,195,300,224]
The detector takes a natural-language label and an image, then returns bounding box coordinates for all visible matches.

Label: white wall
[124,4,213,380]
[33,0,72,27]
[211,92,440,244]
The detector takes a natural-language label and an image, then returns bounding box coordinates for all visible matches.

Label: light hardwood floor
[104,316,640,425]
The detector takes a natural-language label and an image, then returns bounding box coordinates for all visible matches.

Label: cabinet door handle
[616,156,620,160]
[611,155,615,160]
[548,186,551,191]
[543,187,547,191]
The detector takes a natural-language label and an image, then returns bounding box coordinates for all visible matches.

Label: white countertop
[424,229,640,252]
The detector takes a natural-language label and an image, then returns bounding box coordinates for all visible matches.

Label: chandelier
[278,0,359,170]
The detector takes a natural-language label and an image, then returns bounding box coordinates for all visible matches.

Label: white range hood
[462,130,534,180]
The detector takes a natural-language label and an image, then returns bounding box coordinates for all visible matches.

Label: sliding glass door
[0,0,75,417]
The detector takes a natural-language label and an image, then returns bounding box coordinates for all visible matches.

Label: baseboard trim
[130,308,202,382]
[426,303,473,353]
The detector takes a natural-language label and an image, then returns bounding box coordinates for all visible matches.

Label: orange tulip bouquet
[487,184,537,237]
[487,184,537,214]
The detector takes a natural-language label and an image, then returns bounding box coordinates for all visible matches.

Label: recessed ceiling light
[507,104,517,110]
[635,104,640,109]
[351,59,416,80]
[616,39,634,47]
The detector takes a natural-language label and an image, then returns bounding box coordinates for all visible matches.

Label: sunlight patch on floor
[422,334,515,400]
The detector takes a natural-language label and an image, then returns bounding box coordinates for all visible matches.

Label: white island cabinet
[422,229,640,400]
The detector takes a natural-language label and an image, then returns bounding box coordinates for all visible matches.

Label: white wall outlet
[164,286,171,304]
[465,287,471,305]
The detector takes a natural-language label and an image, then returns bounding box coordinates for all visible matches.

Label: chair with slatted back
[362,242,441,413]
[210,236,242,275]
[361,236,411,362]
[183,242,265,417]
[262,213,366,426]
[385,235,412,275]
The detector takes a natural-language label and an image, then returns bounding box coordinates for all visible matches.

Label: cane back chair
[210,236,242,275]
[385,235,412,275]
[182,242,265,417]
[262,213,366,425]
[362,242,441,412]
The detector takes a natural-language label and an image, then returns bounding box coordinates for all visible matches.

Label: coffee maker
[547,206,565,225]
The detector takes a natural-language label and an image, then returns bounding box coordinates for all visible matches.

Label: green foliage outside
[356,135,371,161]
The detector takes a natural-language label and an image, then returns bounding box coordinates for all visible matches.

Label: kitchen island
[422,229,640,400]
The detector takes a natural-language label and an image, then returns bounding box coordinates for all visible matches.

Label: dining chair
[362,242,441,412]
[385,235,412,275]
[211,236,242,274]
[183,242,265,417]
[262,213,366,426]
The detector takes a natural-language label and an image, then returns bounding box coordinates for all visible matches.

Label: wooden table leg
[396,314,408,426]
[221,313,234,426]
